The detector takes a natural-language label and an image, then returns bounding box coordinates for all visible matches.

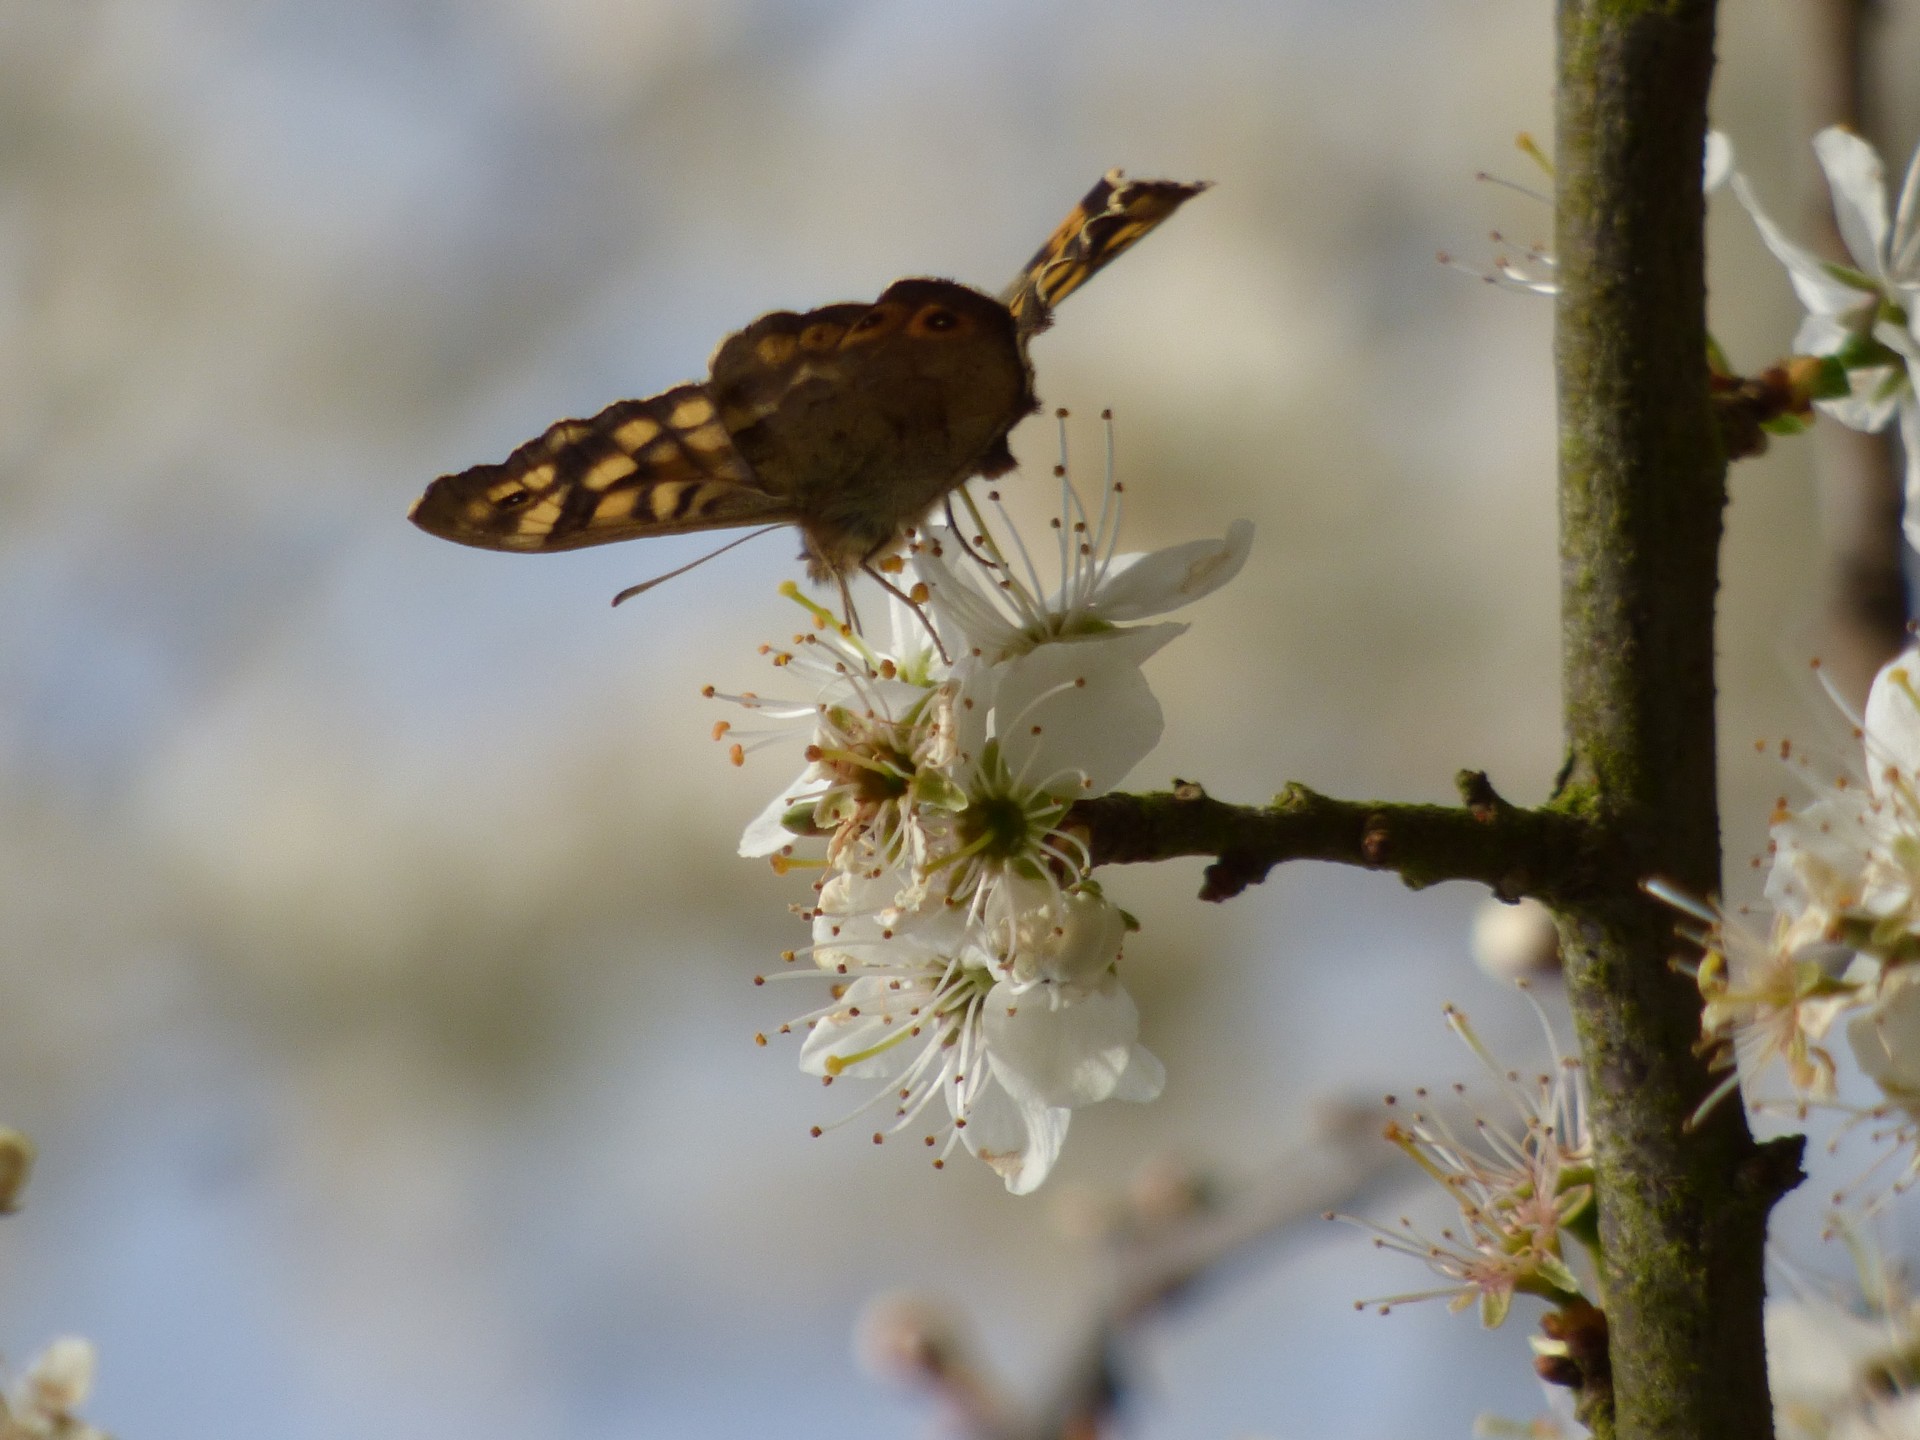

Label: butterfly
[408,170,1209,602]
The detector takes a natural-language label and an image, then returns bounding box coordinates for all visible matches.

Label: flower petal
[985,628,1170,797]
[984,978,1142,1107]
[1091,520,1255,622]
[1895,140,1920,277]
[1703,131,1733,194]
[1734,172,1880,319]
[1111,1043,1167,1103]
[798,977,925,1081]
[1765,1298,1894,1412]
[1864,646,1920,793]
[1904,397,1920,557]
[1767,791,1873,919]
[953,1073,1068,1194]
[1848,981,1920,1101]
[739,772,821,856]
[1814,126,1892,282]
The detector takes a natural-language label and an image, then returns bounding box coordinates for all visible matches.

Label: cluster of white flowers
[712,424,1251,1193]
[1308,122,1920,1437]
[1730,127,1920,545]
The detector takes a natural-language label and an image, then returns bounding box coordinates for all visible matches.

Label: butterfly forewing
[1002,170,1212,339]
[409,383,789,553]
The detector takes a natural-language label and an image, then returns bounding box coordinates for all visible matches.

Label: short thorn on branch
[1457,768,1508,821]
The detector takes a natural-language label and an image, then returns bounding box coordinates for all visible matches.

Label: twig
[1072,772,1596,905]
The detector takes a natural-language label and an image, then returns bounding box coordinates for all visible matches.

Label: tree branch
[1554,2,1795,1435]
[1072,772,1596,904]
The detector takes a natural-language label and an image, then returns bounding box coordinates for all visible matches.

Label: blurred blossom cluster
[0,1338,106,1440]
[710,431,1250,1191]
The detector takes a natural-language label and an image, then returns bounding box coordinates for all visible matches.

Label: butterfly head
[868,278,1015,341]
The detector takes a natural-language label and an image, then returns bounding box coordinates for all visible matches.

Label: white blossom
[786,869,1160,1194]
[911,427,1250,666]
[1337,996,1595,1330]
[1648,884,1858,1120]
[1766,648,1920,960]
[1731,127,1920,542]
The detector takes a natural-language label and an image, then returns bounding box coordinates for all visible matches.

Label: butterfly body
[713,279,1032,578]
[410,172,1208,585]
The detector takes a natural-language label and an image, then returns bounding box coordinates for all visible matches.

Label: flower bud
[1471,897,1561,980]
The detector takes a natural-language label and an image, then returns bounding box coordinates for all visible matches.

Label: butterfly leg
[941,497,998,571]
[833,571,865,635]
[860,561,951,666]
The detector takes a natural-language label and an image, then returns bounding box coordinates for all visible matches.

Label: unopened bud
[1534,1352,1582,1388]
[1471,897,1561,980]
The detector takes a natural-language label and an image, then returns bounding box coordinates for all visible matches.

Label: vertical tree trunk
[1554,2,1793,1435]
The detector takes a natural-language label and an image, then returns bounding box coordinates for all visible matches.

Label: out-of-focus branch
[1072,772,1596,905]
[862,1108,1392,1440]
[1029,1107,1390,1440]
[1793,0,1908,703]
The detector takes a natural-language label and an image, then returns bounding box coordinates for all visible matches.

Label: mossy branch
[1071,772,1596,904]
[1553,1,1794,1435]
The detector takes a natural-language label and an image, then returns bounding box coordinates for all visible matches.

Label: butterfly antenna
[860,562,951,667]
[610,526,784,607]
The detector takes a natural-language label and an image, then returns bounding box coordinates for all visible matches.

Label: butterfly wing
[1001,170,1212,340]
[413,174,1207,575]
[409,383,791,552]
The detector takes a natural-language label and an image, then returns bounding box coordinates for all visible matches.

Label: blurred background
[3,1,1919,1435]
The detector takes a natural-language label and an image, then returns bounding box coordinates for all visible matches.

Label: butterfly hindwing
[1002,170,1213,338]
[409,383,788,553]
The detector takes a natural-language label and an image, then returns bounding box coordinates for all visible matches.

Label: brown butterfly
[408,170,1209,601]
